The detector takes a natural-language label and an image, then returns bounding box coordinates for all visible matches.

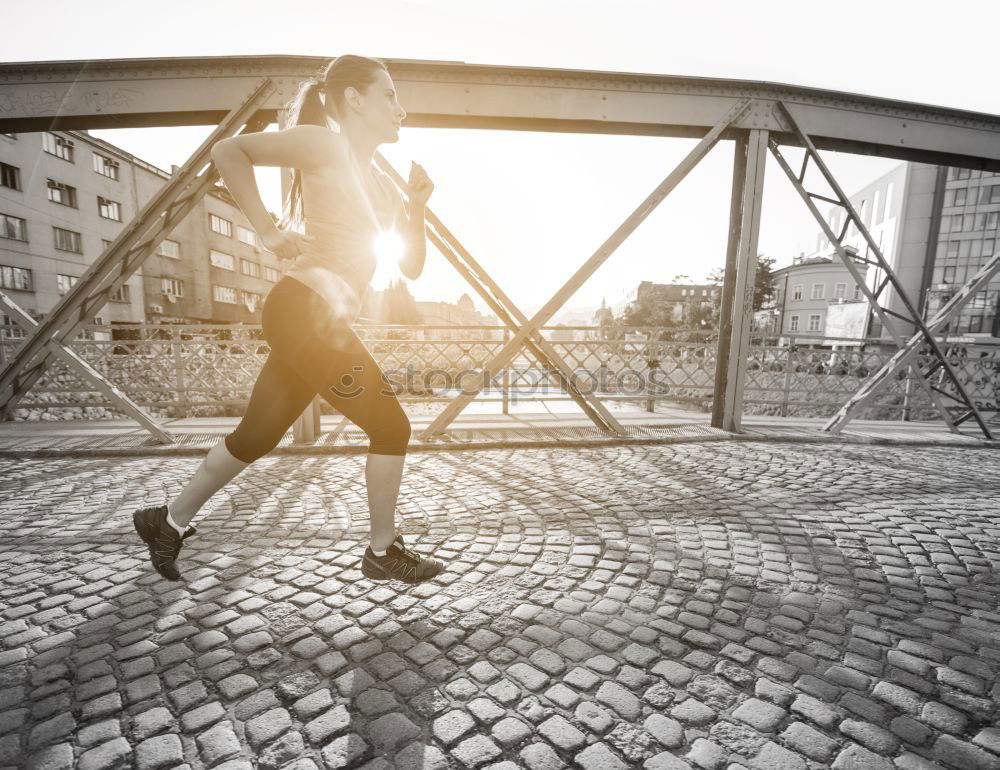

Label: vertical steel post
[781,343,794,418]
[172,326,187,418]
[711,132,750,428]
[502,327,510,415]
[719,130,768,432]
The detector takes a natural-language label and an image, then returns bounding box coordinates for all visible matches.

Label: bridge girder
[1,55,999,171]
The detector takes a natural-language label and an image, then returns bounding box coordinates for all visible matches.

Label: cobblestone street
[1,442,999,770]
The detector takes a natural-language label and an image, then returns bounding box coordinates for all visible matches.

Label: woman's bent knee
[368,416,411,456]
[224,431,272,465]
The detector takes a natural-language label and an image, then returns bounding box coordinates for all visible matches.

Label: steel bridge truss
[1,57,999,441]
[0,78,276,438]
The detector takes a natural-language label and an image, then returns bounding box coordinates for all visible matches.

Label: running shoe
[361,539,444,584]
[133,504,196,581]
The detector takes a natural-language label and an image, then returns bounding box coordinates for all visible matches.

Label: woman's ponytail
[280,56,389,229]
[281,79,328,227]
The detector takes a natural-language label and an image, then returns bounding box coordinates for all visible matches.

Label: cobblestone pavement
[1,442,999,770]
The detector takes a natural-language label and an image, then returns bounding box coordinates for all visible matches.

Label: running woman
[133,55,444,584]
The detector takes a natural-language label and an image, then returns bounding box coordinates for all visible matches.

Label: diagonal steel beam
[771,100,992,438]
[375,155,627,436]
[0,292,175,443]
[822,252,1000,431]
[0,79,275,430]
[416,98,753,438]
[768,139,959,433]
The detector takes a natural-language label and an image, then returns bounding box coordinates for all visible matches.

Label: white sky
[6,0,998,315]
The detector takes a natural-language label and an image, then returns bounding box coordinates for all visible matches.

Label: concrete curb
[0,430,996,459]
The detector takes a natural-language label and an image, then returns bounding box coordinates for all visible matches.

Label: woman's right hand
[261,227,315,261]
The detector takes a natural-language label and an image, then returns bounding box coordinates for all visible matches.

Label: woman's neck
[325,115,377,164]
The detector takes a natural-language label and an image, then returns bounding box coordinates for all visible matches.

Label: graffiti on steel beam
[0,87,146,116]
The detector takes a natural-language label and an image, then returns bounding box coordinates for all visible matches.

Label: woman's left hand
[408,161,434,207]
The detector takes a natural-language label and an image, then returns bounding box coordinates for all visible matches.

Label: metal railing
[2,324,998,422]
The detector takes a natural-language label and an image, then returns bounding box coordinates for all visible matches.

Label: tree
[374,279,423,325]
[707,253,777,326]
[622,284,682,329]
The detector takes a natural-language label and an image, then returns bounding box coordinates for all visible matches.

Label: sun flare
[371,230,406,290]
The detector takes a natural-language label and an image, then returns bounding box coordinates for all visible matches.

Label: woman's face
[349,69,406,144]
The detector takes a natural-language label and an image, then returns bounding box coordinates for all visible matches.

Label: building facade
[615,280,719,325]
[0,130,285,336]
[923,166,1000,338]
[414,293,499,339]
[768,253,866,342]
[807,160,1000,342]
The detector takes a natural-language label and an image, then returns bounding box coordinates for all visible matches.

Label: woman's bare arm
[210,125,346,240]
[399,197,427,280]
[398,162,433,280]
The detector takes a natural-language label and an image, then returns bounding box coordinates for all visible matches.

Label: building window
[47,179,77,208]
[240,259,260,277]
[789,315,800,332]
[263,266,280,283]
[0,162,20,191]
[811,283,825,300]
[210,250,235,270]
[808,314,822,332]
[157,239,180,259]
[56,274,79,296]
[0,213,27,241]
[97,196,122,221]
[792,284,802,301]
[954,188,968,206]
[943,266,955,283]
[161,278,184,297]
[968,315,983,333]
[53,226,82,253]
[242,290,261,311]
[209,214,232,237]
[834,282,846,299]
[987,212,999,231]
[984,238,995,257]
[42,132,74,162]
[213,285,237,304]
[989,185,1000,204]
[1,314,26,339]
[237,226,258,246]
[853,284,863,300]
[0,265,33,292]
[109,284,130,303]
[92,153,120,180]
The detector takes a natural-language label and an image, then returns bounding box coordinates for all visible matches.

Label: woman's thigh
[262,277,409,451]
[275,325,409,450]
[226,351,317,463]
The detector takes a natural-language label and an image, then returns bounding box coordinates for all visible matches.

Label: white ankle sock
[167,439,250,527]
[370,532,400,558]
[165,511,186,536]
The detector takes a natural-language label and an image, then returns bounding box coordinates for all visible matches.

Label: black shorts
[224,277,410,462]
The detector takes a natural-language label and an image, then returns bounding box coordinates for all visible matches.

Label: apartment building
[769,253,866,341]
[923,166,1000,338]
[0,130,285,335]
[807,160,1000,342]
